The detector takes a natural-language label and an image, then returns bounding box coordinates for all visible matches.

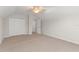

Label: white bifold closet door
[9,18,27,36]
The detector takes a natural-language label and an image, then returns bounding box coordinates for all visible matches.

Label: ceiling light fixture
[32,6,43,13]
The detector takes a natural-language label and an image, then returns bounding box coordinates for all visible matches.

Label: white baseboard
[44,33,79,45]
[4,33,29,38]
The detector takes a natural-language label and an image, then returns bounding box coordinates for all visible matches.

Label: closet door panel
[9,18,27,36]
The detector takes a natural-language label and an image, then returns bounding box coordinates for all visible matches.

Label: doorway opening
[32,18,42,34]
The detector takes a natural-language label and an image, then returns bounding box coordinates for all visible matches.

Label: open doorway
[32,18,42,34]
[32,19,36,33]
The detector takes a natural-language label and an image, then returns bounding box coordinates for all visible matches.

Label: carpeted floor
[0,33,79,52]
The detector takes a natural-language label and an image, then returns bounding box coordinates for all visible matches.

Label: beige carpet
[0,33,79,52]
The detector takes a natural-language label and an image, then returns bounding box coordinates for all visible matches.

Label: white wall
[3,18,9,37]
[42,7,79,44]
[32,19,36,32]
[0,18,3,43]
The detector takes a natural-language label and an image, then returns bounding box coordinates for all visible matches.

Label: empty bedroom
[0,6,79,52]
